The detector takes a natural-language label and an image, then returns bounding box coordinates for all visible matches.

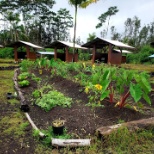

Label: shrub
[0,47,14,58]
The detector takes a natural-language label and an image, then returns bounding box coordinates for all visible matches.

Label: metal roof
[149,54,154,58]
[82,37,135,50]
[8,40,44,49]
[114,49,132,54]
[38,51,54,55]
[46,40,87,50]
[0,45,3,48]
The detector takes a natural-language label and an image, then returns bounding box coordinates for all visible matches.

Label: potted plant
[52,119,65,135]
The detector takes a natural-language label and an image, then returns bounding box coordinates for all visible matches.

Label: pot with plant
[52,119,65,135]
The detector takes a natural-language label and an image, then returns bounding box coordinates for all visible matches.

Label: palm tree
[68,0,99,61]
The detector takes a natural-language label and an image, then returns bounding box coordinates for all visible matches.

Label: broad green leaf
[100,90,110,100]
[130,83,142,103]
[102,69,110,80]
[143,93,151,105]
[101,79,111,92]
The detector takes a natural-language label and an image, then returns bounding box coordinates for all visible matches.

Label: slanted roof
[0,45,3,48]
[114,49,132,54]
[82,37,135,50]
[46,40,87,50]
[8,40,43,49]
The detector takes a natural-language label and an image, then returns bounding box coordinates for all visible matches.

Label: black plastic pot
[52,125,64,135]
[20,104,30,112]
[7,92,13,99]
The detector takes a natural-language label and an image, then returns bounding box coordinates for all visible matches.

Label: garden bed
[19,69,154,138]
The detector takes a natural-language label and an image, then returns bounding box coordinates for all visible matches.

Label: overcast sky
[53,0,154,43]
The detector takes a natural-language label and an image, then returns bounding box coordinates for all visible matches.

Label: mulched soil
[21,69,154,138]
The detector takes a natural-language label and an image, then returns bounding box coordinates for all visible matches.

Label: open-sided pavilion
[82,37,135,64]
[46,40,87,62]
[8,40,43,62]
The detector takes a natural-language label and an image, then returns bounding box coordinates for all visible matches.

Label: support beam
[92,45,96,64]
[54,47,57,60]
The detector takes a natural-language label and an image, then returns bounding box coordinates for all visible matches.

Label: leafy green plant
[18,80,30,87]
[32,90,41,98]
[19,59,35,72]
[115,69,151,108]
[18,72,30,81]
[35,90,72,112]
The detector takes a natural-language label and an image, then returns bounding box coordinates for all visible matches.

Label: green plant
[19,59,35,72]
[0,47,14,58]
[18,80,30,87]
[32,90,41,98]
[115,69,151,108]
[18,72,30,81]
[52,119,65,127]
[35,90,72,112]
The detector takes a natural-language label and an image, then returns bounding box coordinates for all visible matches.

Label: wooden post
[14,46,18,62]
[92,45,96,64]
[65,47,69,62]
[26,45,30,59]
[54,47,57,60]
[108,44,112,64]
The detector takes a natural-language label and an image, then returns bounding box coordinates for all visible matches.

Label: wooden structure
[150,42,154,48]
[46,40,87,62]
[8,40,43,62]
[82,37,135,65]
[0,45,3,48]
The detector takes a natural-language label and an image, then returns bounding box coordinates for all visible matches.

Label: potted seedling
[52,119,65,135]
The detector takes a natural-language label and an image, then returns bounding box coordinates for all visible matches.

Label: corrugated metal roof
[19,40,43,49]
[103,38,135,49]
[82,37,135,50]
[114,49,132,54]
[38,51,54,55]
[149,54,154,58]
[46,40,88,50]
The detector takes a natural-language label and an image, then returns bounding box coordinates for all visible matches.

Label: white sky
[53,0,154,43]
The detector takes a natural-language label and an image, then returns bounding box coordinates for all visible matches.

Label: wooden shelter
[46,40,87,62]
[8,40,43,62]
[82,37,135,64]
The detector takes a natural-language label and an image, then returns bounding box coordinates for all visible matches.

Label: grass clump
[103,126,154,154]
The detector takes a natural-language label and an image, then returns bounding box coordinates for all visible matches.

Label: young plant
[18,72,30,81]
[18,80,30,87]
[35,90,72,112]
[32,90,41,98]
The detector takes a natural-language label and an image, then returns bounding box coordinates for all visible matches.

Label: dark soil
[0,67,154,154]
[22,69,154,138]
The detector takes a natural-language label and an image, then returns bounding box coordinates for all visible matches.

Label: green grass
[121,63,154,73]
[0,70,15,103]
[0,58,15,63]
[103,126,154,154]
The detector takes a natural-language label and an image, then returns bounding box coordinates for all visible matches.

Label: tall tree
[96,6,119,37]
[68,0,99,61]
[87,32,96,42]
